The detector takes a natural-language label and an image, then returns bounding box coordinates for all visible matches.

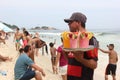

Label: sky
[0,0,120,30]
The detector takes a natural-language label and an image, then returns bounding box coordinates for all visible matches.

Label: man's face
[107,45,113,50]
[28,47,32,55]
[16,28,19,32]
[68,21,79,32]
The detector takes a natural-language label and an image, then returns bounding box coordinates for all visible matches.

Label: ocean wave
[39,32,61,36]
[29,29,120,37]
[94,32,119,36]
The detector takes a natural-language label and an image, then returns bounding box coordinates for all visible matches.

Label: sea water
[28,29,120,56]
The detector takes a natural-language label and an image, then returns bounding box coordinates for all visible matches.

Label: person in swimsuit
[49,42,58,74]
[99,44,118,80]
[34,32,41,56]
[14,28,22,51]
[21,28,28,48]
[23,31,36,62]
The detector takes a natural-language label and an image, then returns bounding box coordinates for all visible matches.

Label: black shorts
[105,64,117,75]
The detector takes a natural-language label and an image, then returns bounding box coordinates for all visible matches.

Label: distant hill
[0,21,58,30]
[1,22,18,29]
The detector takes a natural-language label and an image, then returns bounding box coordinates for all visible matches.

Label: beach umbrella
[0,22,13,32]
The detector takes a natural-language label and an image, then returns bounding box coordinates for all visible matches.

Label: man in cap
[64,12,99,80]
[99,44,118,80]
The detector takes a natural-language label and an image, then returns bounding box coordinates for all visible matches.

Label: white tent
[0,22,13,32]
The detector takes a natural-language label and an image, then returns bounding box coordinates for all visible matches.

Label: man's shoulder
[19,53,28,59]
[15,32,22,36]
[19,53,33,63]
[111,50,117,54]
[90,36,97,40]
[89,36,99,47]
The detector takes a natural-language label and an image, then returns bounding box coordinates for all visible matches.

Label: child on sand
[49,42,58,74]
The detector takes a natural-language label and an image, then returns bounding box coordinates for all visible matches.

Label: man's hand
[41,71,46,77]
[72,51,97,69]
[72,51,84,62]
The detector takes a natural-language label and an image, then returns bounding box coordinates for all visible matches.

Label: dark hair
[19,48,24,53]
[49,42,54,47]
[75,20,86,28]
[24,31,29,36]
[24,45,31,53]
[0,33,2,36]
[81,22,86,28]
[61,37,63,42]
[109,44,114,48]
[16,27,20,30]
[23,28,26,31]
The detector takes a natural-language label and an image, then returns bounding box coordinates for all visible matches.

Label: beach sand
[0,35,120,80]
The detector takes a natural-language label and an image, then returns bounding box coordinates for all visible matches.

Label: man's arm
[99,48,110,54]
[73,52,97,69]
[62,50,69,60]
[55,52,60,66]
[0,54,6,61]
[13,33,16,41]
[0,54,12,61]
[116,53,118,62]
[31,64,45,77]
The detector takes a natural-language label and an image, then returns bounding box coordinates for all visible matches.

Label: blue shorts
[20,68,35,80]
